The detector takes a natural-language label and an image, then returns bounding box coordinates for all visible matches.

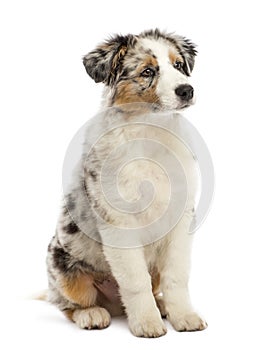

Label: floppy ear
[83,34,135,85]
[175,36,197,76]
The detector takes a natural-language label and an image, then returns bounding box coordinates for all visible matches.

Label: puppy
[46,29,207,337]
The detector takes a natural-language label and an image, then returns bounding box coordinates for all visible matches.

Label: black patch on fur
[83,178,89,197]
[83,34,137,85]
[64,221,79,234]
[121,67,132,78]
[90,170,97,180]
[52,247,71,273]
[52,246,96,274]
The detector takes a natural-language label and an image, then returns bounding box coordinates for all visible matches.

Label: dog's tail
[29,289,48,301]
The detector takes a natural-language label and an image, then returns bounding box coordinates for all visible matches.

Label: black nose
[175,84,194,101]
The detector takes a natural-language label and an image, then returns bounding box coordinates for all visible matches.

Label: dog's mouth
[181,103,191,109]
[176,102,193,110]
[157,102,192,112]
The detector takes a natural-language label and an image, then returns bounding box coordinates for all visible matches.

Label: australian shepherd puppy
[46,29,207,337]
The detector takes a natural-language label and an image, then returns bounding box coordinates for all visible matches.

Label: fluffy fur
[46,29,207,337]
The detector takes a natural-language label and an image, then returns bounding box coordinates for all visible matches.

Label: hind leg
[59,272,111,330]
[47,241,112,330]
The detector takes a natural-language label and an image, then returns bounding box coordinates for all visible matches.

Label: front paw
[168,311,207,332]
[129,312,167,338]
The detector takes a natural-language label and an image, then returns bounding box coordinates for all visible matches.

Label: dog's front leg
[160,213,207,331]
[103,246,166,337]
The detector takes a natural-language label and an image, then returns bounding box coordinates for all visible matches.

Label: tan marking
[64,309,74,321]
[113,54,160,106]
[34,290,47,301]
[169,50,183,65]
[96,43,128,83]
[111,46,128,81]
[113,80,159,105]
[60,272,97,308]
[141,55,158,69]
[98,42,127,67]
[112,46,128,69]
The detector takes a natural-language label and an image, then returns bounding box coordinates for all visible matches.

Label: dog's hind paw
[72,307,111,330]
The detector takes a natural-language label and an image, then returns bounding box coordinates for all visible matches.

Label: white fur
[139,38,192,109]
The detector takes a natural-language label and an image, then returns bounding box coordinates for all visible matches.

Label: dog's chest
[88,117,199,232]
[116,123,199,212]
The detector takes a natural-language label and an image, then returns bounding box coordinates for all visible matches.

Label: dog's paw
[129,314,167,338]
[72,307,111,330]
[168,311,207,332]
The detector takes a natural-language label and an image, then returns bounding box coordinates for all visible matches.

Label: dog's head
[83,29,197,110]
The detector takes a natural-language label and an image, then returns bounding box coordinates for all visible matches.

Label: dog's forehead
[136,37,179,63]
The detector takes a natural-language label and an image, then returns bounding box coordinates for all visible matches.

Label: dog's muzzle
[175,84,194,102]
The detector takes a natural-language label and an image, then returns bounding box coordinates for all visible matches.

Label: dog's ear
[175,36,197,76]
[83,35,135,85]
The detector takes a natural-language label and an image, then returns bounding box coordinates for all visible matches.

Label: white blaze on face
[139,38,191,109]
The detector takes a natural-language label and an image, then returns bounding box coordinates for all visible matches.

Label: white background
[1,0,278,349]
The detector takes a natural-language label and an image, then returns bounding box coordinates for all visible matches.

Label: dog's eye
[141,68,155,78]
[174,61,183,70]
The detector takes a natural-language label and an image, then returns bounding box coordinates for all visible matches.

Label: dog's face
[83,29,197,110]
